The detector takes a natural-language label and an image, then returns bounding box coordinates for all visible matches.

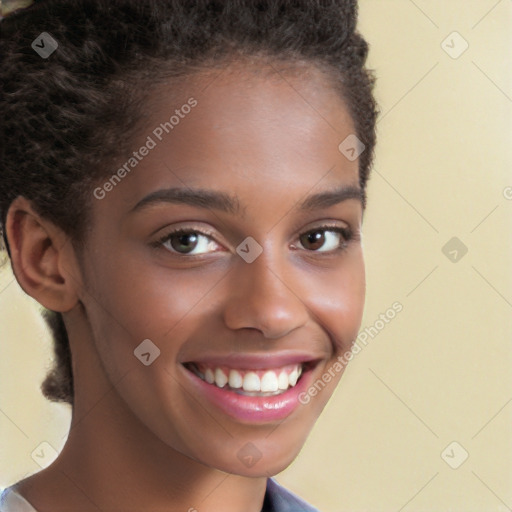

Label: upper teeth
[192,364,303,394]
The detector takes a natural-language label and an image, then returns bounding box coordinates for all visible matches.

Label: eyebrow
[129,184,362,218]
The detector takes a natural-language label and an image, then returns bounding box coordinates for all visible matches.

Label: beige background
[1,1,511,510]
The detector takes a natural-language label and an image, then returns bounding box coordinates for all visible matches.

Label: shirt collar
[262,478,320,512]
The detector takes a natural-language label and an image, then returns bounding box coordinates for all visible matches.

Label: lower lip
[180,363,317,423]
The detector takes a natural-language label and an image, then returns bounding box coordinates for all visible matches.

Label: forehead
[90,61,360,226]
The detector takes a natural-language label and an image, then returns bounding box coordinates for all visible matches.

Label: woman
[0,0,378,510]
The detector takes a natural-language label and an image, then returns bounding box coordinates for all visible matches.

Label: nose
[222,245,310,339]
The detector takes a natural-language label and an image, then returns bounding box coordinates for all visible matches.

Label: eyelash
[152,223,356,258]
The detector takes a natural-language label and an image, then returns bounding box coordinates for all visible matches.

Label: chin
[202,438,306,478]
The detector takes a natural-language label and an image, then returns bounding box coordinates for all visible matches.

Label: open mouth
[182,361,315,397]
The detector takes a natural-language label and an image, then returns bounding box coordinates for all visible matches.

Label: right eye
[155,228,223,256]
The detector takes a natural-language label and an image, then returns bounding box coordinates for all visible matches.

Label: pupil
[302,231,324,250]
[172,233,198,253]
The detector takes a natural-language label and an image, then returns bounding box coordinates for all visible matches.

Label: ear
[5,196,83,313]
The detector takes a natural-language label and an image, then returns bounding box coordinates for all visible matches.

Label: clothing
[262,477,320,511]
[0,488,35,512]
[0,477,319,512]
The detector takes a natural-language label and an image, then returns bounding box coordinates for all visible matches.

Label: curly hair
[0,0,378,405]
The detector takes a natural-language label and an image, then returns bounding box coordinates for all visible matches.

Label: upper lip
[181,351,324,370]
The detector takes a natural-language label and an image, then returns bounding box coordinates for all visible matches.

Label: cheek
[82,255,227,379]
[86,248,213,332]
[305,251,366,352]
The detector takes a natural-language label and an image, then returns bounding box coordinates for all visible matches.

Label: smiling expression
[73,61,366,477]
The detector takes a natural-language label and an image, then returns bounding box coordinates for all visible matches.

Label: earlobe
[5,196,82,313]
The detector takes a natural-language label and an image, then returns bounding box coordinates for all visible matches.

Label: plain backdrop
[1,1,511,511]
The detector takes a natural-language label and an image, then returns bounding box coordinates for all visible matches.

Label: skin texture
[6,62,366,512]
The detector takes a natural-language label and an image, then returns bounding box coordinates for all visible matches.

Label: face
[77,62,365,477]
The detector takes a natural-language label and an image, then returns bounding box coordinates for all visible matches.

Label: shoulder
[264,477,321,512]
[0,486,38,512]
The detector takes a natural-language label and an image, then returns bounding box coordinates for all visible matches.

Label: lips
[179,353,322,422]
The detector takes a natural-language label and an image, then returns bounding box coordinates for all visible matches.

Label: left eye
[156,226,352,256]
[297,227,351,252]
